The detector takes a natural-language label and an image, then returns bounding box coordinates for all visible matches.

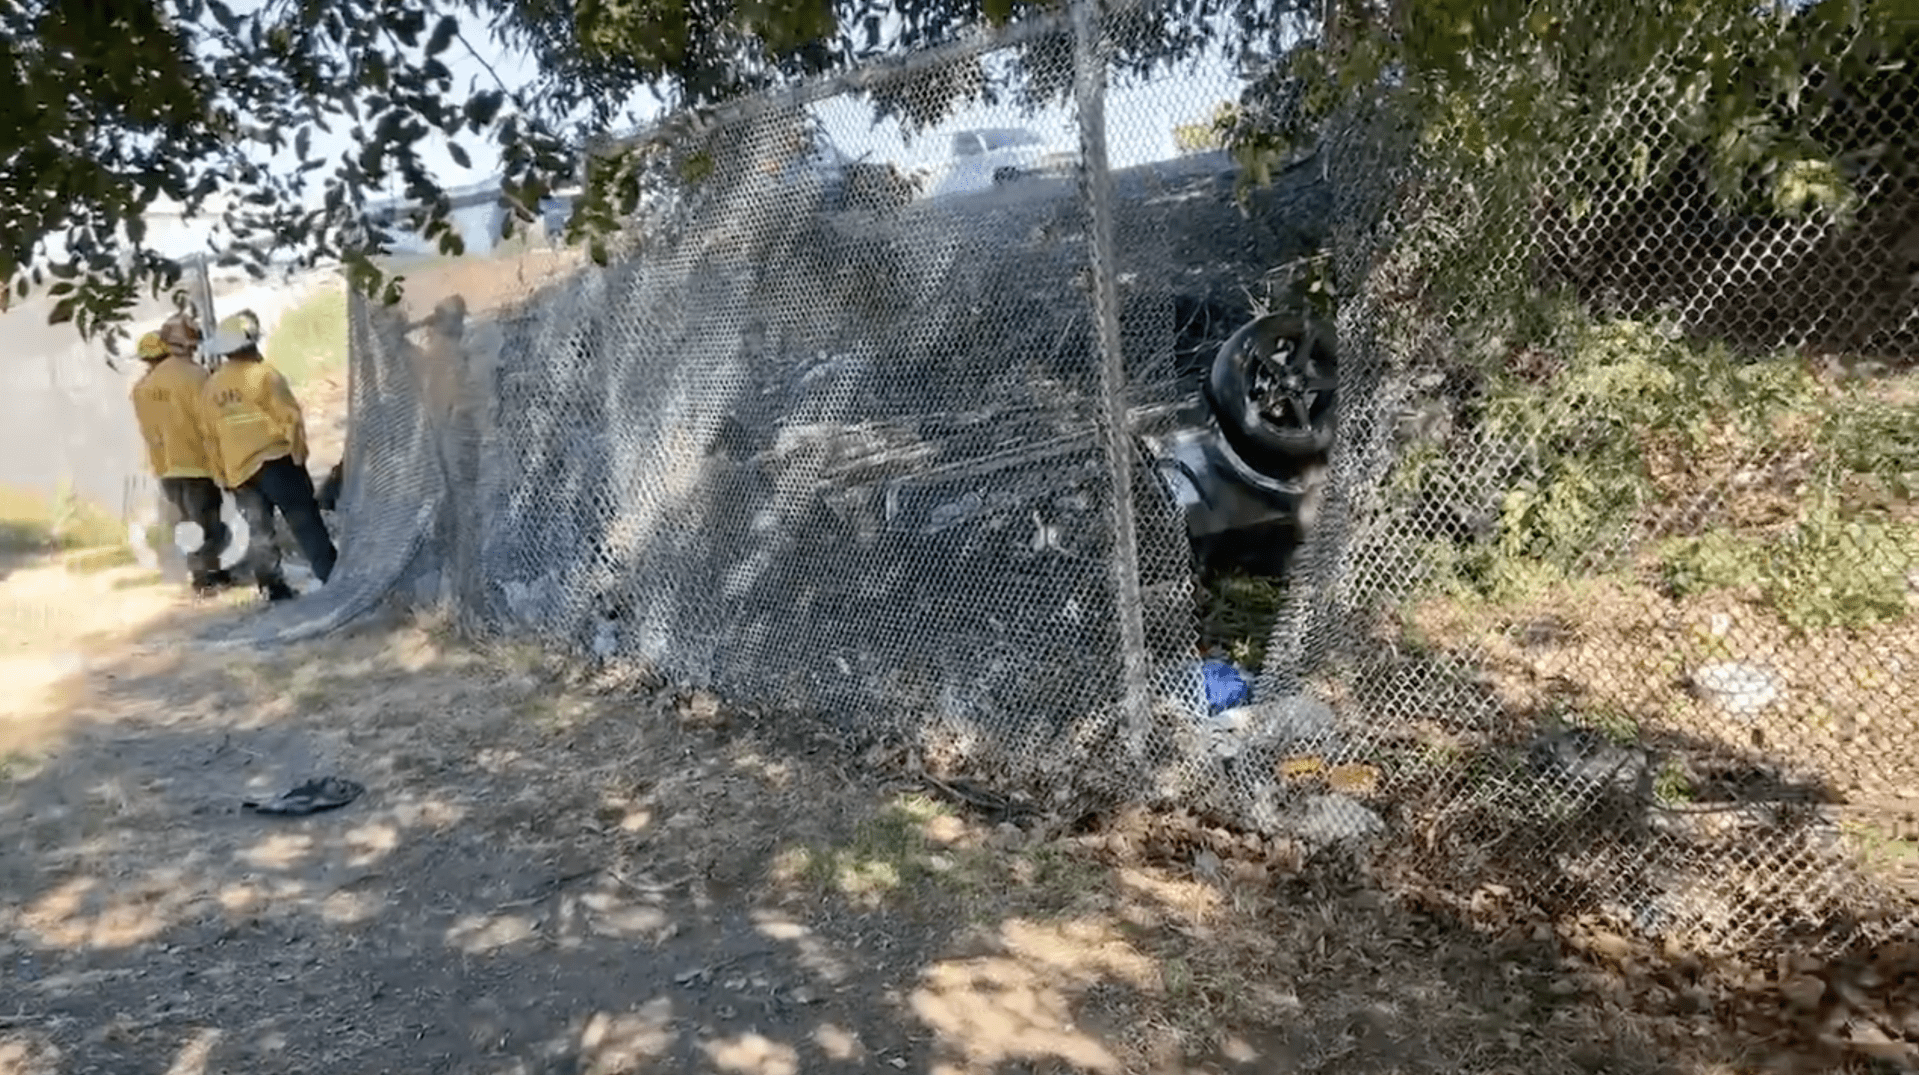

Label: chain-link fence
[1297,7,1916,955]
[198,0,1917,955]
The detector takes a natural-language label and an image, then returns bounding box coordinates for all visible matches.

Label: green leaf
[1628,141,1651,187]
[466,90,505,130]
[426,15,458,56]
[206,0,239,33]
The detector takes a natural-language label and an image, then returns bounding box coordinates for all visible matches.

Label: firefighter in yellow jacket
[201,320,337,601]
[129,320,234,595]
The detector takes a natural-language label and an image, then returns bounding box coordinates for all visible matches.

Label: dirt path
[0,567,1890,1075]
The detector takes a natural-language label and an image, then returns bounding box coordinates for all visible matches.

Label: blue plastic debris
[1200,659,1253,715]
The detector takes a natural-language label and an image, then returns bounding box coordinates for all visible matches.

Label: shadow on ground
[8,596,1903,1075]
[0,524,51,582]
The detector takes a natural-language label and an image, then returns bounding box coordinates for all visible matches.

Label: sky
[330,11,1249,190]
[813,49,1244,174]
[139,5,1250,257]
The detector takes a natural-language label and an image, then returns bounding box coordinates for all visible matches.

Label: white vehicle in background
[927,127,1076,199]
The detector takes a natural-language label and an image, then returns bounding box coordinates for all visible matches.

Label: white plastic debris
[1690,662,1782,716]
[1223,695,1337,744]
[283,560,322,595]
[591,619,620,659]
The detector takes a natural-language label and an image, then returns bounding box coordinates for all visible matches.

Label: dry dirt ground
[4,563,1917,1075]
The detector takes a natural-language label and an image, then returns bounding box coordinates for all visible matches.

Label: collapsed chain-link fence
[198,0,1916,956]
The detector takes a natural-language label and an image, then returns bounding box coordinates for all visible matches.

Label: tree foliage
[1232,0,1917,334]
[5,0,1315,346]
[7,0,1908,348]
[1171,100,1233,154]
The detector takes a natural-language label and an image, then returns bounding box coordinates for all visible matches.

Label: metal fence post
[1072,0,1155,760]
[186,254,219,370]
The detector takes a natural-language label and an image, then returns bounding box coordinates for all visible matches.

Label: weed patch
[1195,571,1288,668]
[266,283,348,390]
[1393,306,1916,634]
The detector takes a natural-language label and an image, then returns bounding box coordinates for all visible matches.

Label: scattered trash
[1199,659,1253,714]
[1690,662,1782,716]
[1222,694,1336,743]
[283,560,322,596]
[1326,762,1381,797]
[1163,658,1256,718]
[242,776,365,816]
[1278,755,1327,781]
[1529,728,1653,791]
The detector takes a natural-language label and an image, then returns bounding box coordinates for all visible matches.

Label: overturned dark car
[784,145,1340,583]
[1136,309,1334,579]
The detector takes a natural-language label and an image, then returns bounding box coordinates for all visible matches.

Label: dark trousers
[235,456,338,587]
[158,476,229,585]
[315,459,344,513]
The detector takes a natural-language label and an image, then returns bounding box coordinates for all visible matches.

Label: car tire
[1205,313,1337,464]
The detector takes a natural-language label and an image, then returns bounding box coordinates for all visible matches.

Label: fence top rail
[586,7,1083,163]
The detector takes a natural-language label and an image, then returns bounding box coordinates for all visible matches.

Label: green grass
[1197,572,1290,668]
[0,481,127,556]
[771,793,1108,922]
[1657,514,1919,633]
[786,794,953,902]
[264,284,349,390]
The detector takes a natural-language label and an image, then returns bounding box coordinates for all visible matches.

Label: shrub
[265,284,349,390]
[1398,304,1916,632]
[1659,510,1919,633]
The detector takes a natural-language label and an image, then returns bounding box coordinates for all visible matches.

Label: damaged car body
[800,147,1337,584]
[1137,308,1334,581]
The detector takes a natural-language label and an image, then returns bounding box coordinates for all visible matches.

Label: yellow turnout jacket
[129,356,217,480]
[201,358,310,488]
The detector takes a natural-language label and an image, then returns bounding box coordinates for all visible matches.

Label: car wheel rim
[1250,340,1335,435]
